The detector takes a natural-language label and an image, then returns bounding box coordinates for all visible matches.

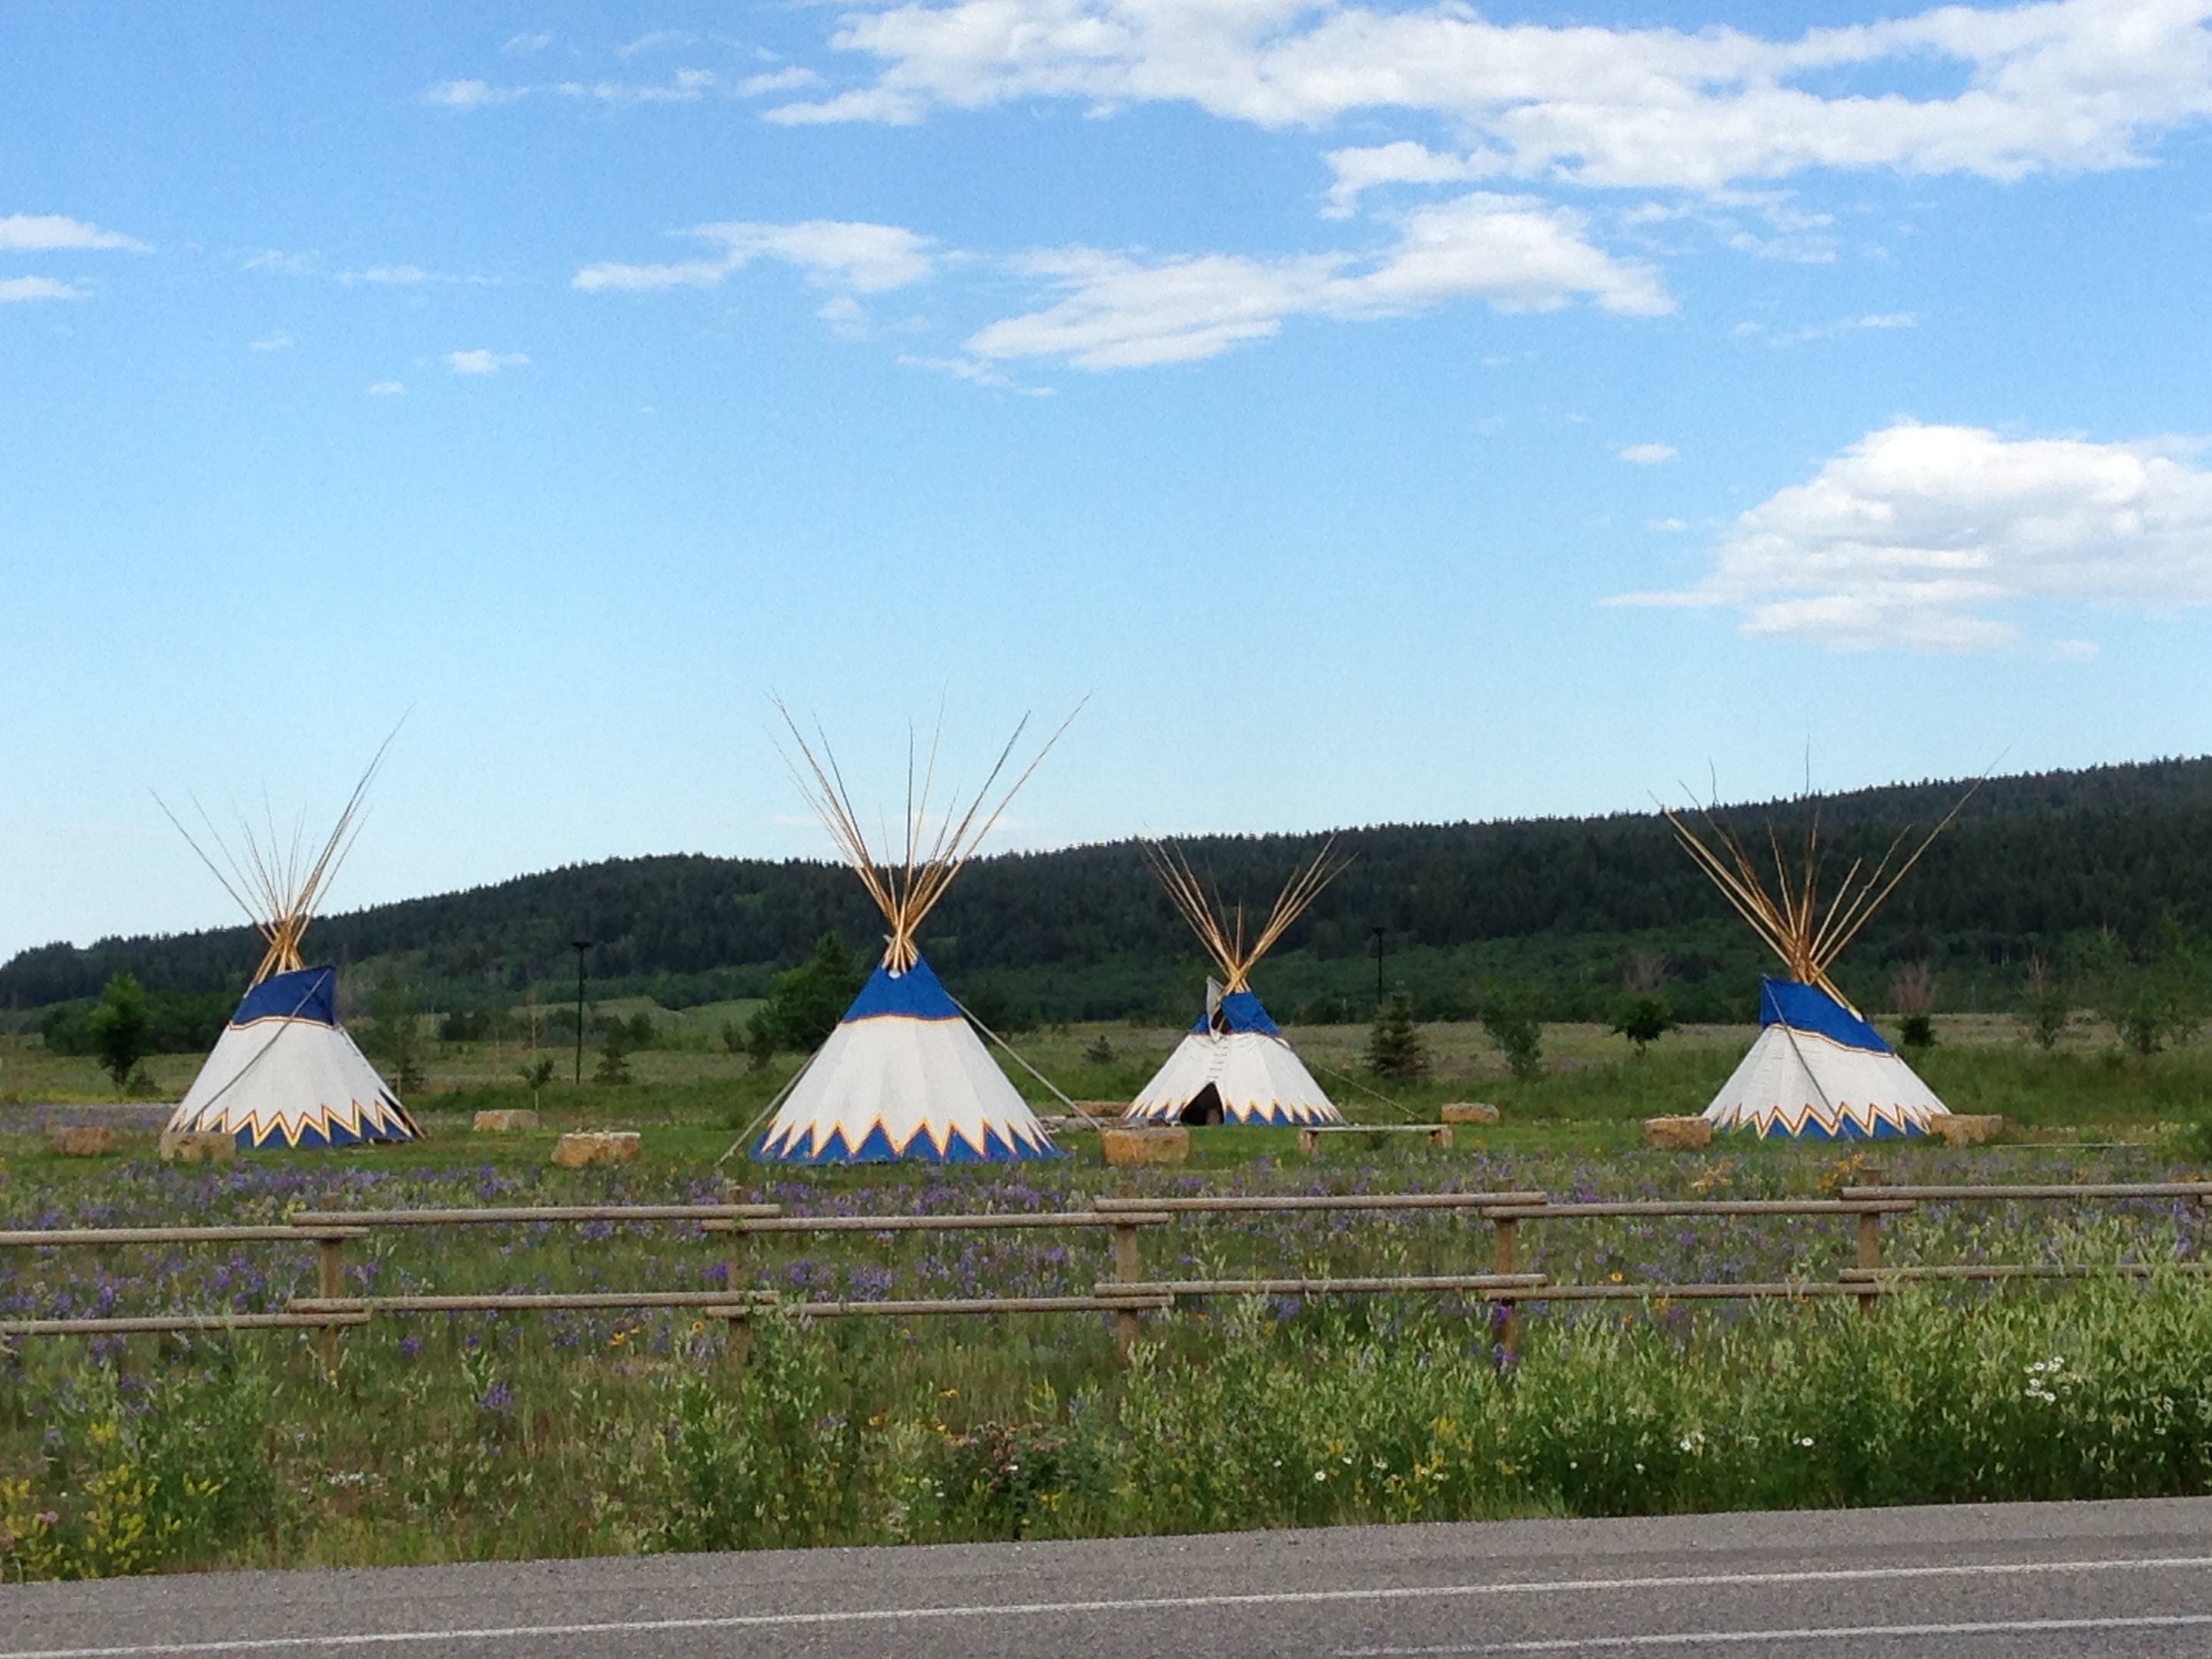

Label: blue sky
[6,0,2212,961]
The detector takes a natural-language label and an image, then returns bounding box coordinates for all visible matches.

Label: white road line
[4,1554,2211,1657]
[1346,1612,2212,1654]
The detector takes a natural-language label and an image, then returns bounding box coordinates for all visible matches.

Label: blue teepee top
[842,953,964,1022]
[1195,988,1282,1038]
[233,965,341,1028]
[1759,977,1893,1056]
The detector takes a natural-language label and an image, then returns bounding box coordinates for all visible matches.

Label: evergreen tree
[1610,994,1676,1057]
[593,1024,633,1085]
[2020,956,2068,1049]
[761,933,864,1051]
[1368,991,1430,1081]
[743,1010,776,1073]
[366,979,426,1094]
[86,973,151,1089]
[1479,982,1545,1080]
[518,1054,555,1109]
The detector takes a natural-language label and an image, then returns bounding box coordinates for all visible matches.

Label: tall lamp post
[1371,925,1386,1014]
[571,940,593,1085]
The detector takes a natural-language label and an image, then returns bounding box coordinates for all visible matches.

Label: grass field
[6,1012,2212,1580]
[8,1006,2207,1128]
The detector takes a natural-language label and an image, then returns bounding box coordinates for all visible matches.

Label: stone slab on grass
[158,1129,237,1165]
[1440,1102,1501,1125]
[1929,1113,2007,1147]
[551,1130,641,1169]
[1101,1126,1190,1167]
[473,1109,541,1133]
[50,1125,121,1156]
[1643,1116,1714,1150]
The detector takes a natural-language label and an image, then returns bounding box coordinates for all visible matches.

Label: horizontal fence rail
[1840,1183,2212,1202]
[1090,1192,1548,1214]
[708,1211,1175,1234]
[288,1205,781,1228]
[0,1225,370,1247]
[4,1181,2208,1362]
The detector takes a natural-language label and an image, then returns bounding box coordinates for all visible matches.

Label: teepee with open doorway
[162,740,420,1149]
[1125,840,1347,1127]
[752,704,1077,1164]
[1666,787,1975,1140]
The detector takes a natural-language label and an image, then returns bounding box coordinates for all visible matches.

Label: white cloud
[617,30,696,59]
[576,219,937,296]
[772,0,2212,193]
[815,293,875,339]
[332,263,495,288]
[1738,311,1919,346]
[0,213,146,252]
[1647,517,1690,533]
[1620,442,1679,465]
[966,192,1669,370]
[741,66,825,96]
[0,275,82,303]
[571,196,1662,378]
[503,33,552,55]
[423,79,529,109]
[249,331,295,351]
[1609,420,2212,651]
[1323,142,1498,218]
[557,68,716,104]
[242,249,315,275]
[445,349,530,374]
[367,380,406,396]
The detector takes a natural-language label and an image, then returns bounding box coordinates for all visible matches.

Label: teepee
[1126,840,1347,1127]
[753,705,1075,1164]
[162,743,420,1149]
[1667,789,1973,1141]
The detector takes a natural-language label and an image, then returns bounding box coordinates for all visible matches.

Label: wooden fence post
[1111,1221,1145,1358]
[316,1235,346,1376]
[1855,1210,1883,1315]
[1492,1216,1520,1360]
[727,1220,754,1367]
[1855,1164,1886,1317]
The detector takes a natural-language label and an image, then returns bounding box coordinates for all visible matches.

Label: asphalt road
[6,1497,2212,1658]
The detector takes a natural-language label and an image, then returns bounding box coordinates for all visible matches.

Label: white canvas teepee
[1126,841,1346,1127]
[162,741,419,1150]
[754,705,1075,1164]
[1666,789,1974,1141]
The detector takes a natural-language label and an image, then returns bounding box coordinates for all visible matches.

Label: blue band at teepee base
[1757,978,1894,1055]
[753,1119,1064,1164]
[1744,1112,1917,1142]
[233,965,340,1028]
[842,956,964,1022]
[1197,990,1283,1037]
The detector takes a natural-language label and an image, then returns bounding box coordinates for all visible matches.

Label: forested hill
[8,756,2212,1025]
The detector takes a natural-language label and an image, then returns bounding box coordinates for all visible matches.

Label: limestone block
[1440,1102,1502,1125]
[1929,1114,2006,1147]
[1642,1116,1714,1150]
[50,1125,119,1156]
[473,1109,542,1133]
[551,1130,642,1168]
[1100,1126,1190,1167]
[158,1129,237,1164]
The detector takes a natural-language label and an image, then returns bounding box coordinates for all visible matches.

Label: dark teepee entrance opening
[1179,1085,1225,1125]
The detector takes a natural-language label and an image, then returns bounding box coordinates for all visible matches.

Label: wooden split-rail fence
[5,1181,2211,1371]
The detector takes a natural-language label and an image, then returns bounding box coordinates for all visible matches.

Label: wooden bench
[1297,1124,1453,1154]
